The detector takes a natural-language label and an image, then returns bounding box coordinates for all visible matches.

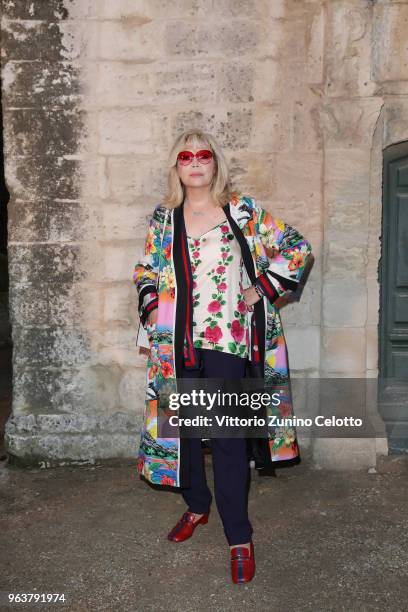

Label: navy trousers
[180,348,253,546]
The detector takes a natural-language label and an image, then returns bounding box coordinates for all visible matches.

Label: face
[176,141,216,189]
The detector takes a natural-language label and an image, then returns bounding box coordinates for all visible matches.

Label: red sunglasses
[177,149,214,165]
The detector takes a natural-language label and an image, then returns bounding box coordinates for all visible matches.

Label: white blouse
[185,219,250,359]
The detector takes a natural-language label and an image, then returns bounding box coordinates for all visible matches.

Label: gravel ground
[0,451,407,612]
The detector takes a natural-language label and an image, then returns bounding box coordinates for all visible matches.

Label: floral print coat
[132,192,312,487]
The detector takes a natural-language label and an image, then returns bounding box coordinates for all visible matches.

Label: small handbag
[135,207,170,349]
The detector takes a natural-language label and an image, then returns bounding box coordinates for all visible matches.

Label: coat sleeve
[253,203,312,305]
[132,205,162,327]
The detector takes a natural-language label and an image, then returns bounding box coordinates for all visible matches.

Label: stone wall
[2,0,407,466]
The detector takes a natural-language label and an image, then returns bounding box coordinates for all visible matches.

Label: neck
[184,186,215,210]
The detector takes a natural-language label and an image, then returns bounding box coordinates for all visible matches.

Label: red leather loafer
[230,541,256,584]
[167,511,209,542]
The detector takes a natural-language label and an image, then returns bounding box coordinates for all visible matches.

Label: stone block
[2,0,71,20]
[372,3,408,82]
[172,108,253,151]
[217,62,254,104]
[2,60,81,108]
[118,368,147,413]
[164,19,259,59]
[98,109,167,156]
[103,284,133,324]
[320,99,384,148]
[8,244,82,286]
[324,149,370,205]
[282,325,320,372]
[102,241,144,283]
[11,325,91,368]
[250,104,291,152]
[383,101,408,150]
[321,327,366,375]
[98,0,206,20]
[8,200,48,243]
[326,198,369,232]
[3,108,83,157]
[4,432,140,464]
[8,282,49,327]
[281,280,321,327]
[323,229,368,280]
[322,280,367,327]
[104,157,166,204]
[1,20,98,61]
[227,152,278,201]
[274,152,322,205]
[99,20,166,61]
[48,283,103,328]
[312,438,377,470]
[101,203,149,241]
[292,89,324,153]
[253,59,281,103]
[325,1,374,98]
[4,157,82,201]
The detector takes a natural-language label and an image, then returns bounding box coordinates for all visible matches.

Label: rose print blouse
[185,219,250,359]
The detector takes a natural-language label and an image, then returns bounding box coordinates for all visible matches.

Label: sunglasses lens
[196,150,213,163]
[177,151,193,165]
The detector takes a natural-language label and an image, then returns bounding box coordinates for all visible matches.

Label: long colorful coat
[132,192,312,487]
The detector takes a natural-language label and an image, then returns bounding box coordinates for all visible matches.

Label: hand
[147,308,158,326]
[242,286,262,311]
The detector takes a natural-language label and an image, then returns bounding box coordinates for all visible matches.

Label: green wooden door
[379,142,408,452]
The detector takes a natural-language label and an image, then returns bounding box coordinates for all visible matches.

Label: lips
[190,173,203,176]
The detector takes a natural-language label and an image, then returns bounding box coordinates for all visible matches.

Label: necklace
[185,198,212,216]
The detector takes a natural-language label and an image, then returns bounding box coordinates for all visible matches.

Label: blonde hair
[162,128,234,209]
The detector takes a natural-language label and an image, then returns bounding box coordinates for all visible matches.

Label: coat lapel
[223,203,265,374]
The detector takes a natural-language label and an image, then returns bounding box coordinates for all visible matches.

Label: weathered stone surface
[312,438,377,470]
[321,327,367,375]
[98,110,158,156]
[372,3,408,83]
[282,325,320,372]
[172,108,253,150]
[1,0,71,20]
[383,101,408,148]
[8,244,83,286]
[8,199,85,244]
[4,432,139,463]
[164,20,259,59]
[3,0,405,468]
[103,157,166,204]
[5,157,82,201]
[320,99,384,148]
[98,20,166,62]
[2,60,81,108]
[325,1,374,98]
[1,20,83,61]
[4,108,84,156]
[7,200,49,243]
[323,229,368,280]
[324,149,370,205]
[8,282,49,327]
[322,280,367,327]
[11,326,91,368]
[217,62,254,104]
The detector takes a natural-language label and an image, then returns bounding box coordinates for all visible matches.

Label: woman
[132,129,312,584]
